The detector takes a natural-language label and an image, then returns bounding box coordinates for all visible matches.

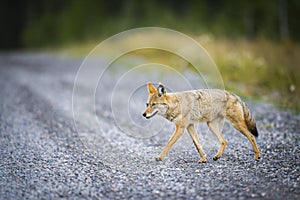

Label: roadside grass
[199,36,300,113]
[58,34,300,113]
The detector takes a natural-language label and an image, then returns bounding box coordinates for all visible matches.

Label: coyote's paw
[155,157,163,162]
[254,155,261,161]
[213,155,220,161]
[198,157,207,163]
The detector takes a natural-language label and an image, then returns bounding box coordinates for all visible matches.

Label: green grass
[199,36,300,113]
[58,34,300,113]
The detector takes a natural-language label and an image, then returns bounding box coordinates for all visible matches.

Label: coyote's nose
[142,112,146,117]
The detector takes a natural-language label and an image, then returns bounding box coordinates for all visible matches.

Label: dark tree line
[1,0,299,48]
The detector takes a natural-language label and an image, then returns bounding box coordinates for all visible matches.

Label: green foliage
[201,37,300,112]
[22,0,300,47]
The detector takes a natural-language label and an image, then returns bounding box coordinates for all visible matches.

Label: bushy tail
[241,101,258,137]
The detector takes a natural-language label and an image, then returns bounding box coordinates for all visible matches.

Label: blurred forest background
[2,0,300,47]
[1,0,299,111]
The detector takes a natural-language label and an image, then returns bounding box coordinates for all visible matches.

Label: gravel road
[0,53,299,199]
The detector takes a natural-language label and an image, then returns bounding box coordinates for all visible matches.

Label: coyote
[142,82,260,162]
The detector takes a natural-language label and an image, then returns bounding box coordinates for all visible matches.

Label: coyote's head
[142,82,169,119]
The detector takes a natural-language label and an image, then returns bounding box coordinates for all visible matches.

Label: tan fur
[143,82,261,162]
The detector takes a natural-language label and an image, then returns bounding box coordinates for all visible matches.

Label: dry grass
[59,33,300,113]
[198,35,300,112]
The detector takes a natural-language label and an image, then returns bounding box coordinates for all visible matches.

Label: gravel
[0,53,299,199]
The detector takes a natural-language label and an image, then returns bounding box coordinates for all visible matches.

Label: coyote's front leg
[156,124,185,161]
[187,124,207,163]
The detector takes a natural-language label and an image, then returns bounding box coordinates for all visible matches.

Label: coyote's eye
[151,103,156,106]
[146,103,149,107]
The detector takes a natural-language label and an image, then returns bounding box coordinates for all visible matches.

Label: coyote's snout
[142,82,260,163]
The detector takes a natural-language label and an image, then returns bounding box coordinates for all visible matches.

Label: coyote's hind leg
[231,123,261,160]
[207,117,227,161]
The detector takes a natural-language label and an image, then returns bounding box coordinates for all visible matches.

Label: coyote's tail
[241,101,258,137]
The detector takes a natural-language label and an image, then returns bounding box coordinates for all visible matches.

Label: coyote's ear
[147,82,157,94]
[157,83,166,97]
